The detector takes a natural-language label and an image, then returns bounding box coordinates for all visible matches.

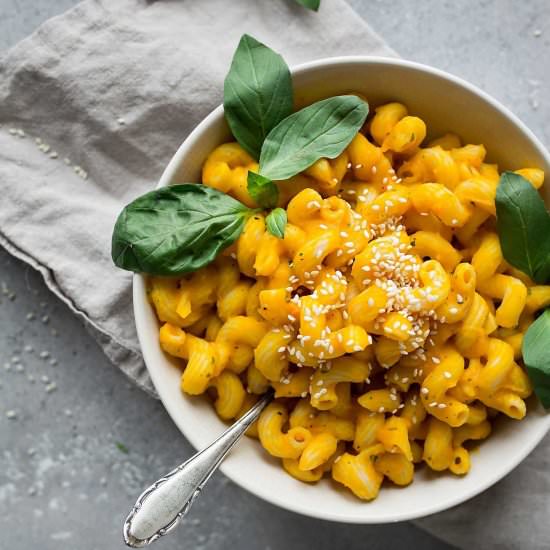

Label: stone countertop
[1,1,548,549]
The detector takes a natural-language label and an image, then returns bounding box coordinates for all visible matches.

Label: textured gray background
[1,1,548,549]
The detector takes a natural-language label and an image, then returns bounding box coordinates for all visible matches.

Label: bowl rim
[133,55,550,524]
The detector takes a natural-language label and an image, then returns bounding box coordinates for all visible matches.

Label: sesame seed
[443,371,452,379]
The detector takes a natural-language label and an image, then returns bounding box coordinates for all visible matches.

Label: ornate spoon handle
[123,391,273,547]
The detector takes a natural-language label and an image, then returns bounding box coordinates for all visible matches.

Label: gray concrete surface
[1,0,548,549]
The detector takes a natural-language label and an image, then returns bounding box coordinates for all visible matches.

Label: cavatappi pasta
[148,100,547,501]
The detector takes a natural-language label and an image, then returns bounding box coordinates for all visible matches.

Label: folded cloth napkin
[0,1,548,549]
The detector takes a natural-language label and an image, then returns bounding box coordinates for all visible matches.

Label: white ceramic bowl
[133,57,550,523]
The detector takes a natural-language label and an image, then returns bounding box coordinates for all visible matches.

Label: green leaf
[266,208,287,239]
[259,95,369,181]
[112,184,252,276]
[224,34,293,160]
[115,441,129,454]
[247,171,279,209]
[523,309,550,408]
[294,0,320,10]
[495,172,550,284]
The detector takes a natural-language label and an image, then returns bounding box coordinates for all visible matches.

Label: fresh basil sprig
[224,34,293,160]
[496,172,550,284]
[266,208,287,239]
[112,36,368,279]
[258,95,369,181]
[247,172,279,209]
[294,0,320,10]
[523,309,550,408]
[111,184,255,276]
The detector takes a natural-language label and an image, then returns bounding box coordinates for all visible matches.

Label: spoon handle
[123,391,273,547]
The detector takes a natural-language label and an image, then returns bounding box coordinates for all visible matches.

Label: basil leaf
[266,208,287,239]
[112,184,252,276]
[294,0,320,10]
[247,171,279,209]
[224,34,293,160]
[259,95,369,181]
[523,309,550,408]
[496,172,550,283]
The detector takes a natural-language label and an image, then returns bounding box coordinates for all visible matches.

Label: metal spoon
[123,391,273,547]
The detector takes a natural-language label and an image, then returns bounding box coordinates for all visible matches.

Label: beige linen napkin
[0,1,547,548]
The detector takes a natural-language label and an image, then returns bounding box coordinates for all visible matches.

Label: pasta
[149,100,546,501]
